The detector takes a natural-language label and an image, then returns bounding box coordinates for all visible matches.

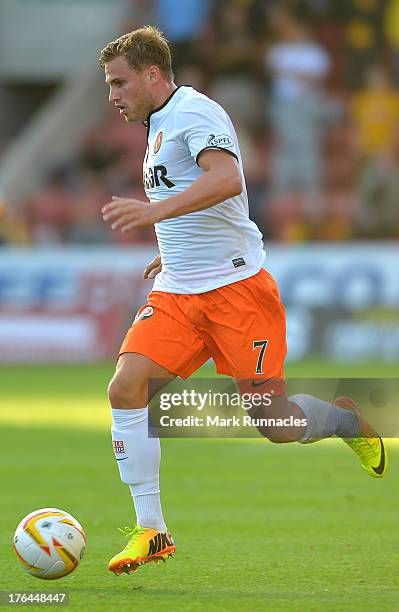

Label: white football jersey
[143,86,265,294]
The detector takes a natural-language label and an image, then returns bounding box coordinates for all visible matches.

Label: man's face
[105,56,153,123]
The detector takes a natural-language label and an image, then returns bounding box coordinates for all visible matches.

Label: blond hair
[100,26,173,79]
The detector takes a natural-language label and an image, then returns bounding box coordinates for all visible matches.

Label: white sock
[111,408,166,532]
[131,491,166,533]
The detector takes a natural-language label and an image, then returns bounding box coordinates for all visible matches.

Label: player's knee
[108,374,146,409]
[107,376,128,407]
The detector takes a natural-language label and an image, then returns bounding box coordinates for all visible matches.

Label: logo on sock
[113,440,125,454]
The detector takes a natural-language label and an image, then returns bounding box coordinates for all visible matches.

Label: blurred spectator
[175,64,207,94]
[0,202,31,245]
[356,155,399,238]
[206,0,265,129]
[351,64,399,159]
[153,0,212,68]
[351,64,399,238]
[303,0,331,15]
[341,0,384,89]
[266,6,330,105]
[265,5,340,236]
[3,0,399,245]
[242,127,272,239]
[28,170,74,244]
[384,0,399,88]
[65,171,111,245]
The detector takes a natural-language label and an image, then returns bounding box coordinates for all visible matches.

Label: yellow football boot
[335,396,387,478]
[108,525,175,575]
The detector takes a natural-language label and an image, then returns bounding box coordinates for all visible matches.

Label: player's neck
[150,82,178,114]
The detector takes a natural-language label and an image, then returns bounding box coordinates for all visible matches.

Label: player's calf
[249,393,360,444]
[247,395,307,443]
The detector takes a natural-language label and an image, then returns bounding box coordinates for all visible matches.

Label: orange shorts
[119,268,287,380]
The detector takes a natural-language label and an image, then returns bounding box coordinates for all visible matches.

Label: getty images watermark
[148,377,399,438]
[147,378,310,437]
[157,388,307,428]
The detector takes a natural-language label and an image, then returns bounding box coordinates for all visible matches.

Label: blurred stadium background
[1,0,399,365]
[2,3,399,609]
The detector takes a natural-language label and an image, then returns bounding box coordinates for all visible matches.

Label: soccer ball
[13,508,86,580]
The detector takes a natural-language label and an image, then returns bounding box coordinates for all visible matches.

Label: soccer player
[100,27,387,576]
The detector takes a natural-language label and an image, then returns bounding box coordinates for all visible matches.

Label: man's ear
[148,65,161,84]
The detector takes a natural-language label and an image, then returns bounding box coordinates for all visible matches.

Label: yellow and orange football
[13,508,86,580]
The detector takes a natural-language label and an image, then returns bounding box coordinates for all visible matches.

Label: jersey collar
[145,85,186,127]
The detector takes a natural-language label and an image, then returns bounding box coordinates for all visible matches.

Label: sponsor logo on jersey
[144,165,175,189]
[232,257,246,268]
[154,131,163,154]
[135,305,154,321]
[113,440,125,454]
[206,133,234,148]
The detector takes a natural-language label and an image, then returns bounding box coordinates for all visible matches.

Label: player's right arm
[143,254,162,279]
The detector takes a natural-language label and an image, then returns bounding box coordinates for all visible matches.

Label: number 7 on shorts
[253,340,269,375]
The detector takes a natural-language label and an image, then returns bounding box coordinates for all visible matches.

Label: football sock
[131,491,166,533]
[111,408,166,532]
[288,394,360,443]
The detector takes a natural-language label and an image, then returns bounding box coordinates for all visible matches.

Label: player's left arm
[102,149,242,232]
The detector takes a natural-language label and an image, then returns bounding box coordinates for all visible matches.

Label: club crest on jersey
[153,131,163,154]
[206,133,234,148]
[135,305,154,322]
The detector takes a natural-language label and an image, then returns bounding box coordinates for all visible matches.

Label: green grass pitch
[1,360,398,611]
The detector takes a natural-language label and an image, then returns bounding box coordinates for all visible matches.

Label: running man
[100,26,387,576]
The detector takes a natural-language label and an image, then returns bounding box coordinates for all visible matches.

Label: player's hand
[143,255,162,279]
[102,196,160,231]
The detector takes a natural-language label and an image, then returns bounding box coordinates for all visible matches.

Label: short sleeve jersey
[143,86,265,294]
